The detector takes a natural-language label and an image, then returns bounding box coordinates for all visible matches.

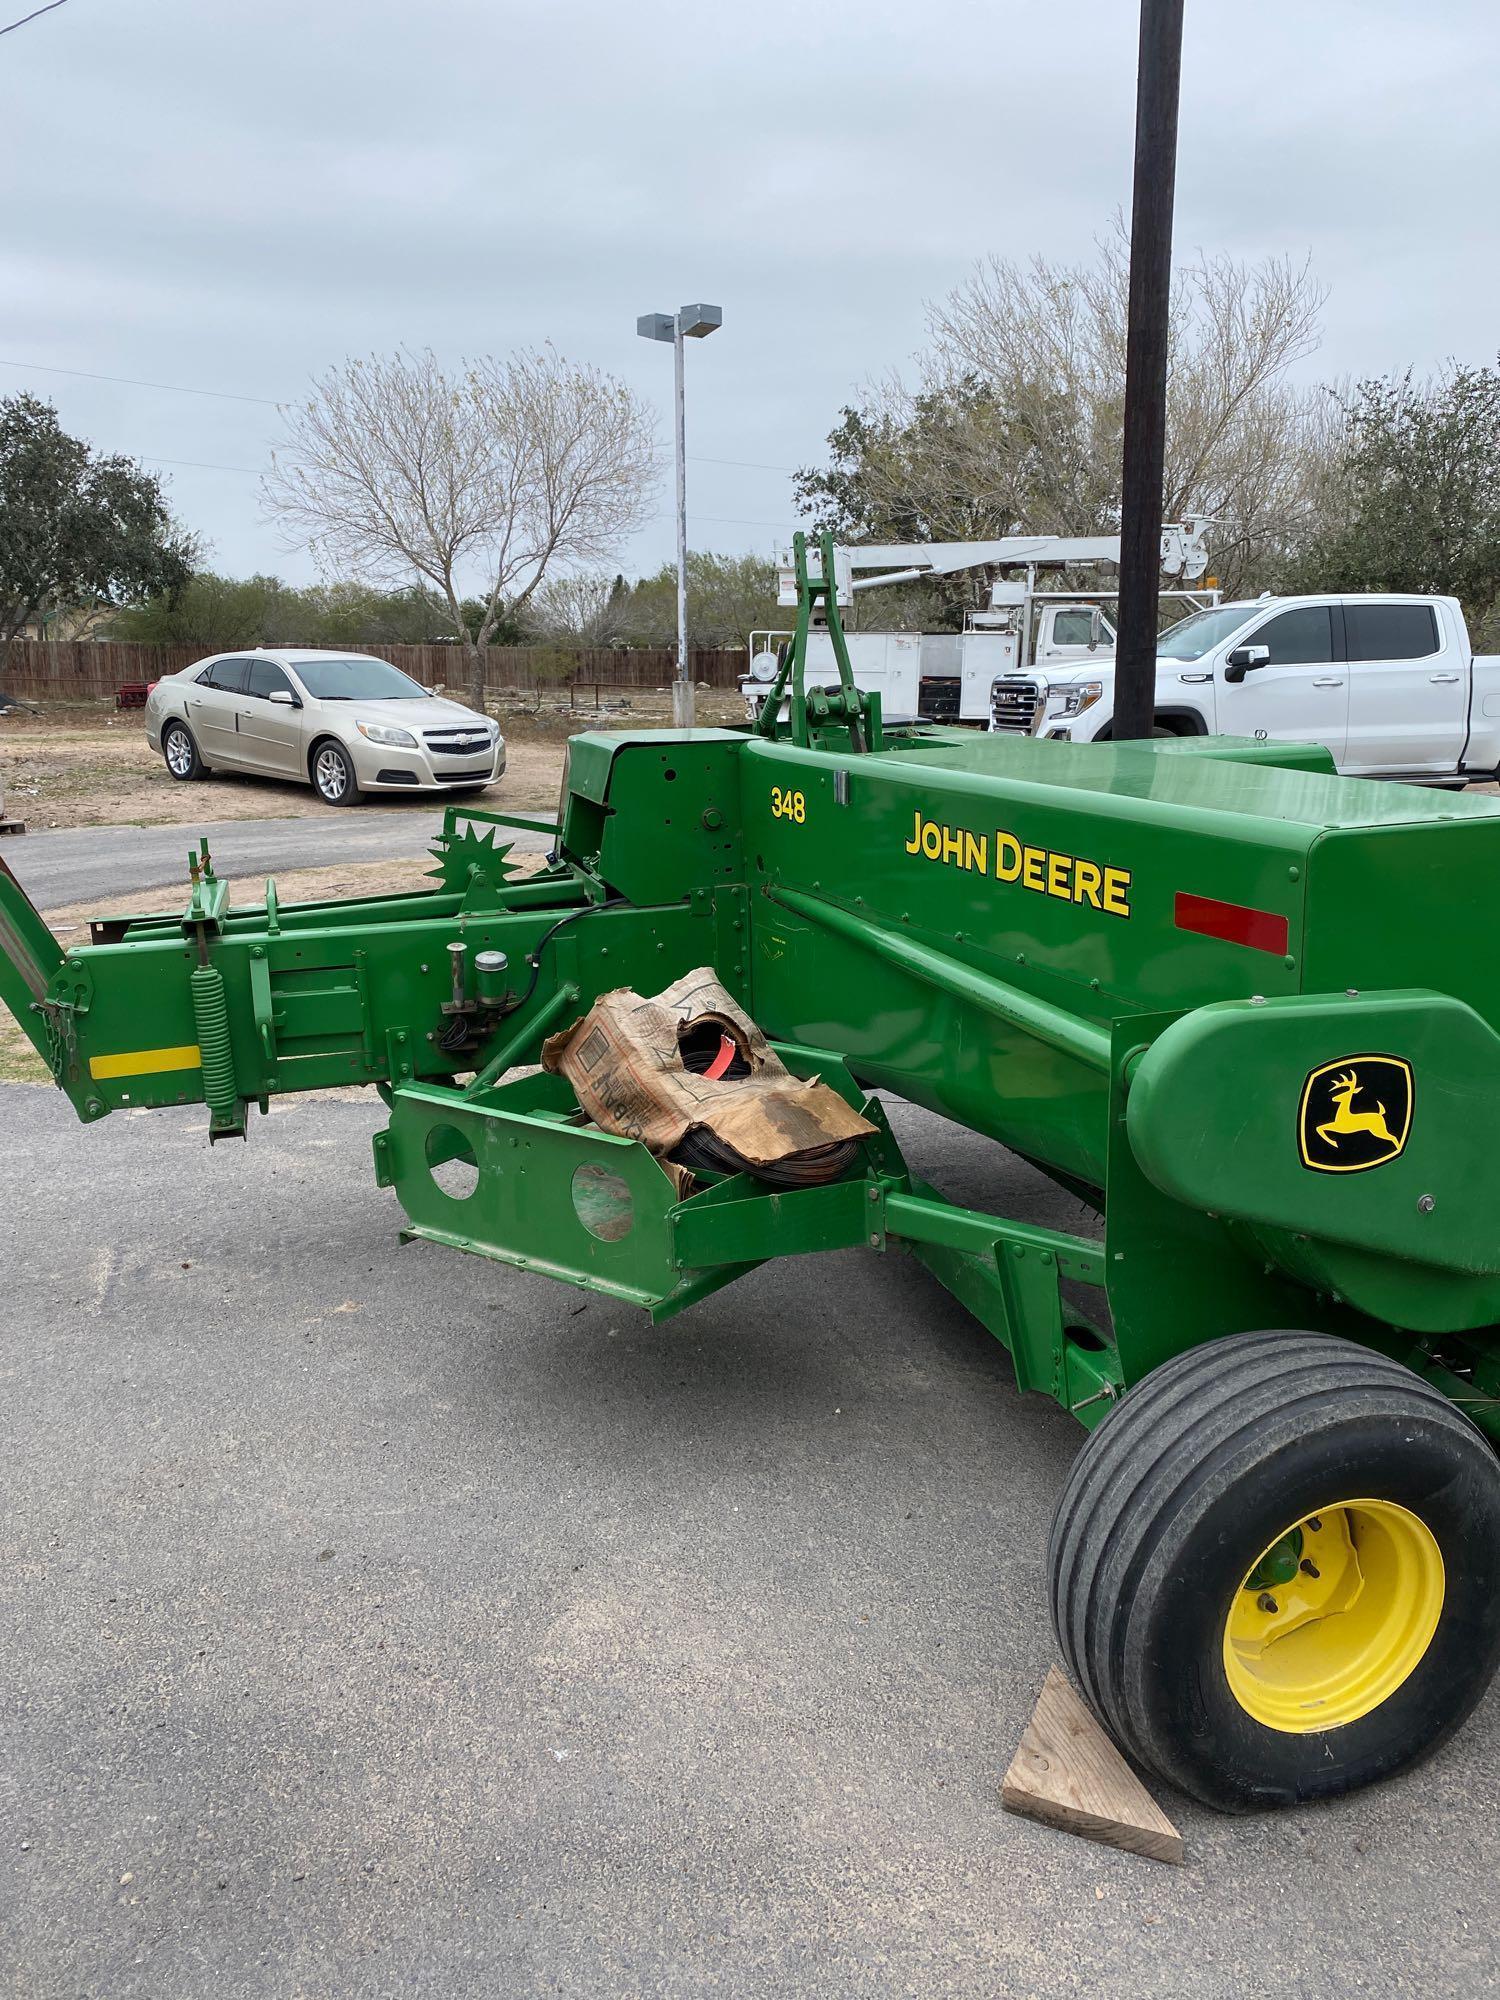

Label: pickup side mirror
[268,689,300,708]
[1223,643,1271,684]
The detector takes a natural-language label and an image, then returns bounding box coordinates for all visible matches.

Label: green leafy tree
[457,597,531,648]
[0,393,195,671]
[615,552,781,650]
[111,574,480,651]
[110,572,303,650]
[1278,362,1500,627]
[795,378,1043,547]
[795,385,1028,628]
[297,580,452,647]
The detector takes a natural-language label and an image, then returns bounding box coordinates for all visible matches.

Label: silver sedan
[145,649,506,806]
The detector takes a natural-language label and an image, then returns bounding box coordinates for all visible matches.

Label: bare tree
[265,347,658,707]
[527,570,631,647]
[805,220,1332,597]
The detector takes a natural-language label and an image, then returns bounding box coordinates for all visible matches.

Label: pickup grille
[990,678,1042,733]
[423,725,494,757]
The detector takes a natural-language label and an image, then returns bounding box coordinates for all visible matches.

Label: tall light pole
[637,302,722,728]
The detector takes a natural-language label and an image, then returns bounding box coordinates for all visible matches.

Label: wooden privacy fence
[4,641,204,699]
[1,641,748,702]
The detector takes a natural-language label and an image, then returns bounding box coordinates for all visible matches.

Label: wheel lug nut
[1307,1517,1322,1532]
[1257,1593,1279,1614]
[1300,1559,1320,1578]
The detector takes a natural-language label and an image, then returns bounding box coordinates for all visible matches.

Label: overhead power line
[692,453,798,475]
[130,455,802,533]
[697,514,799,531]
[142,455,265,475]
[0,359,799,473]
[0,0,68,34]
[133,456,801,533]
[0,358,282,406]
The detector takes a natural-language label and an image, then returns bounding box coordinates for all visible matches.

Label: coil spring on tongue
[190,963,242,1137]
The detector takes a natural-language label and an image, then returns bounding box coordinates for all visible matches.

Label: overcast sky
[4,0,1498,590]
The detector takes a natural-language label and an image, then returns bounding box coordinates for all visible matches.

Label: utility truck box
[748,631,924,722]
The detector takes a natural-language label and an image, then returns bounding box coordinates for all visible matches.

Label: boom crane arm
[792,519,1211,597]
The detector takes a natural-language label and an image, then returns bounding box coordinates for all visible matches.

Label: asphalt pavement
[4,814,555,910]
[4,1083,1498,1998]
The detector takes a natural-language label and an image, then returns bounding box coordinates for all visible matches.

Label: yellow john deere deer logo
[1299,1056,1413,1174]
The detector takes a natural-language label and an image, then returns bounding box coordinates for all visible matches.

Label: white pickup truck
[991,593,1500,781]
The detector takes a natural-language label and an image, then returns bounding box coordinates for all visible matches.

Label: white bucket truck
[744,522,1214,725]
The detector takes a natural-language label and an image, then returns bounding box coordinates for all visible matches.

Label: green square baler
[6,585,1500,1812]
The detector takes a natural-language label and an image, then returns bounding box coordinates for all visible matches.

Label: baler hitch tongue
[0,852,66,1072]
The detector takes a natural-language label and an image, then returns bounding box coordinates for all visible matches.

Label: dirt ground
[0,688,750,833]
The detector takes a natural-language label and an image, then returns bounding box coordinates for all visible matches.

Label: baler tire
[1047,1328,1500,1812]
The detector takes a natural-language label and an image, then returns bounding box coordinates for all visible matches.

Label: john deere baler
[5,538,1499,1813]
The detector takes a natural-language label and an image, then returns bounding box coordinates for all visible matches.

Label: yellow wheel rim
[1222,1499,1445,1733]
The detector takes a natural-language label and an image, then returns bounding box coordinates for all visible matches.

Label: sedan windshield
[1155,604,1256,661]
[292,657,431,701]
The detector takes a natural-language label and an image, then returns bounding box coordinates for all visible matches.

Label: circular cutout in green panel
[426,1124,479,1201]
[572,1162,634,1241]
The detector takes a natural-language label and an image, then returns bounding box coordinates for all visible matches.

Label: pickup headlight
[1048,680,1105,718]
[356,721,419,749]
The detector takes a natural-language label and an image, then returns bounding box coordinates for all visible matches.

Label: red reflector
[1174,891,1289,957]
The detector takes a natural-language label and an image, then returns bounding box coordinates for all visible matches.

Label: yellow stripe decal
[89,1043,203,1081]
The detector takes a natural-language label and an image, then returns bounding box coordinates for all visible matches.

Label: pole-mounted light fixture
[637,303,723,729]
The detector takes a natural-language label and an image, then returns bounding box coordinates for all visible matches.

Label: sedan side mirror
[1223,643,1271,684]
[268,689,300,708]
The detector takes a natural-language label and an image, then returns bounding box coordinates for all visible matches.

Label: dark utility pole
[1113,0,1184,741]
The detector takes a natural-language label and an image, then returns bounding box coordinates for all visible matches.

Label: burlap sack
[541,967,874,1169]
